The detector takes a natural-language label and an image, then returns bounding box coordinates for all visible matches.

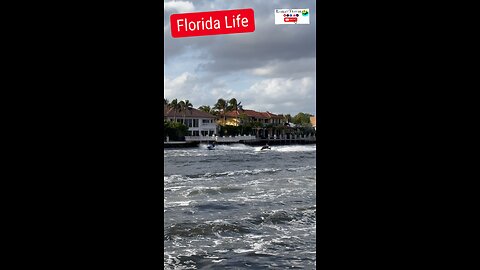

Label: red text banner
[170,8,255,38]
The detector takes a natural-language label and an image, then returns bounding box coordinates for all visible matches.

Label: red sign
[284,17,298,23]
[170,8,255,38]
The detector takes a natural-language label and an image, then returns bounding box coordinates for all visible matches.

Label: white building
[164,107,217,136]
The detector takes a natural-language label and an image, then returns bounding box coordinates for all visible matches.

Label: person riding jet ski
[260,143,271,150]
[207,141,216,150]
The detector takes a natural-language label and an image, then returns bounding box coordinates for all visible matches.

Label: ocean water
[164,144,316,269]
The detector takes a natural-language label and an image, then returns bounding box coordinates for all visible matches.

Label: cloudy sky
[164,0,316,116]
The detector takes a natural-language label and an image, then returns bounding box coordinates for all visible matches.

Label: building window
[193,119,199,127]
[202,119,209,124]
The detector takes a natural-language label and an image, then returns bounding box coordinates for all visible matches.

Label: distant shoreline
[164,140,316,148]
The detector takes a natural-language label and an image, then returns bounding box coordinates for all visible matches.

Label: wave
[193,201,241,211]
[164,221,251,240]
[165,144,315,156]
[270,145,316,152]
[165,166,313,183]
[186,186,243,197]
[164,207,317,269]
[164,151,210,157]
[166,168,282,180]
[244,209,316,226]
[164,174,193,183]
[203,168,282,178]
[200,143,254,151]
[285,165,316,172]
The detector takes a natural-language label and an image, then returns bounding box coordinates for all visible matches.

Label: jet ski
[207,142,216,150]
[260,144,271,150]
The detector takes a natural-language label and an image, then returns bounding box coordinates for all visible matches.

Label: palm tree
[228,98,242,112]
[198,105,212,114]
[184,100,193,112]
[178,100,185,124]
[228,98,243,126]
[180,100,193,124]
[164,98,169,107]
[169,99,179,121]
[213,98,229,125]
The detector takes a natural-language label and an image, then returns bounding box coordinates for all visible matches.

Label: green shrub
[164,121,188,141]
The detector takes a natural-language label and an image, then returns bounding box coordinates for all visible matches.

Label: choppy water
[164,144,316,269]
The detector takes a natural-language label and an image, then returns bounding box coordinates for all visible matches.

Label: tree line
[164,97,315,139]
[164,97,313,126]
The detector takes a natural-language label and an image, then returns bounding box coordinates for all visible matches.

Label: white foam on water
[198,143,254,151]
[166,143,315,160]
[165,185,187,192]
[246,234,264,239]
[164,175,192,183]
[286,165,316,171]
[165,149,210,157]
[233,248,255,253]
[271,145,316,152]
[252,242,265,251]
[164,175,181,181]
[216,144,254,151]
[234,196,254,202]
[166,200,192,206]
[204,255,219,259]
[201,168,281,178]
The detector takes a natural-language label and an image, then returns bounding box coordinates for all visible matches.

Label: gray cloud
[236,77,316,115]
[164,72,236,109]
[250,57,316,78]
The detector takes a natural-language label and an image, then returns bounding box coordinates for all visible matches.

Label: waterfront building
[221,109,285,126]
[164,107,217,136]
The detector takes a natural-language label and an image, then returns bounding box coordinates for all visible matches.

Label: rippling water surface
[164,144,316,269]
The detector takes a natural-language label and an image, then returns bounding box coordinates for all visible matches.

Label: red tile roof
[265,111,284,119]
[225,109,284,119]
[164,107,216,118]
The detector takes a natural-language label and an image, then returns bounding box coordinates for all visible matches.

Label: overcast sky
[164,0,316,116]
